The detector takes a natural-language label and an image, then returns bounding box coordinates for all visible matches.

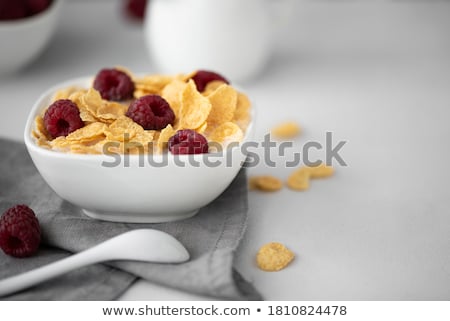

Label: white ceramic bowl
[0,0,62,75]
[24,77,254,223]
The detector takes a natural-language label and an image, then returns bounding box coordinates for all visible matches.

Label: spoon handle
[0,248,104,297]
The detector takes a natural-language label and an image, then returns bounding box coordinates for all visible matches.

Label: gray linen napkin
[0,138,261,300]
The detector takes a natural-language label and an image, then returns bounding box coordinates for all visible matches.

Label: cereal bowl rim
[24,76,255,162]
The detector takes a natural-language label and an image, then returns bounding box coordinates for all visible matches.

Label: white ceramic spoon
[0,229,189,297]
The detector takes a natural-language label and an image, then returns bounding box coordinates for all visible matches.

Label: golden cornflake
[287,167,310,191]
[76,89,126,123]
[157,124,175,153]
[195,122,208,134]
[179,80,212,129]
[202,80,227,96]
[233,92,251,131]
[161,78,187,119]
[105,116,144,142]
[256,242,294,272]
[68,91,98,123]
[271,122,301,139]
[69,143,102,154]
[135,74,174,95]
[32,116,52,148]
[81,88,103,116]
[33,116,49,140]
[209,122,244,146]
[307,164,334,178]
[96,101,126,121]
[176,70,197,82]
[50,136,69,150]
[249,176,283,192]
[134,130,155,144]
[33,136,51,148]
[65,122,107,143]
[52,86,84,101]
[287,165,334,191]
[133,89,148,99]
[206,84,237,129]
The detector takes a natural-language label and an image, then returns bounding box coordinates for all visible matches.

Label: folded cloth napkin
[0,138,262,300]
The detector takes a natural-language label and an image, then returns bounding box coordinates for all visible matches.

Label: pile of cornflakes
[32,68,252,154]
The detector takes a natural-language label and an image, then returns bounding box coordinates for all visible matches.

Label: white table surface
[1,0,449,300]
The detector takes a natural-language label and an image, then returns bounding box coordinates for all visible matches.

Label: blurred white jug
[144,0,294,81]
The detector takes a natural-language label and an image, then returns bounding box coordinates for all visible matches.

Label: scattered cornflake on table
[287,167,311,191]
[249,175,283,192]
[287,164,334,191]
[271,121,301,139]
[308,164,335,178]
[256,242,295,272]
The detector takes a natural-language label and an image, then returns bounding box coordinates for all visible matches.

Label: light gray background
[0,0,449,300]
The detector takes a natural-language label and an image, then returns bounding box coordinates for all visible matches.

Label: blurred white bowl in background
[0,0,63,75]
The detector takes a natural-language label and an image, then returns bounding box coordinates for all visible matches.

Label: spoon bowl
[91,229,190,262]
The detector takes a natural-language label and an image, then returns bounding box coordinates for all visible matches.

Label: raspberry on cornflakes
[33,69,251,155]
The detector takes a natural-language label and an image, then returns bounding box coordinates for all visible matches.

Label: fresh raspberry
[0,0,27,20]
[124,0,147,20]
[191,70,229,92]
[0,205,41,258]
[25,0,51,16]
[168,129,209,155]
[44,99,84,138]
[126,95,175,130]
[93,68,135,101]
